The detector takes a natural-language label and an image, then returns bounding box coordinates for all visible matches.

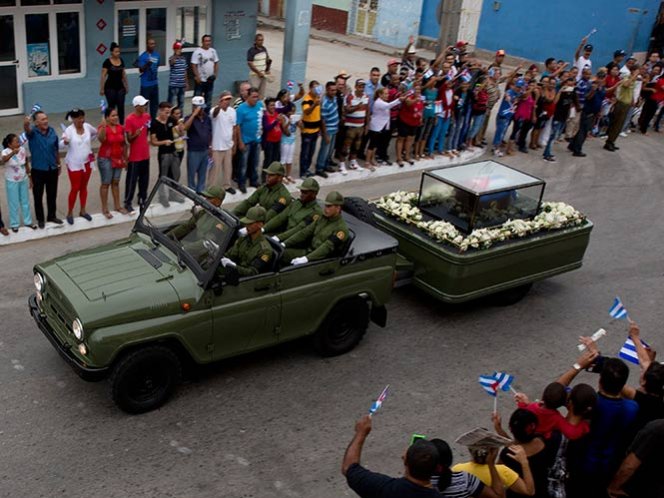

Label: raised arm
[341,415,372,475]
[575,36,588,62]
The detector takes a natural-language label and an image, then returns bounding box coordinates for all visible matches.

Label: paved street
[2,123,663,496]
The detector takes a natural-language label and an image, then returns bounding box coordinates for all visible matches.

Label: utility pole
[281,0,313,88]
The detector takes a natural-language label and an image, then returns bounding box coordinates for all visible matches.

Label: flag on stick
[619,337,649,365]
[31,103,42,115]
[369,385,389,415]
[479,375,498,397]
[609,297,629,320]
[493,372,515,392]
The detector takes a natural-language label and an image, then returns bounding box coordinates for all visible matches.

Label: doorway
[0,15,22,116]
[354,0,378,37]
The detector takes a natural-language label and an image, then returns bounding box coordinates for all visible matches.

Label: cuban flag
[479,375,499,397]
[609,297,629,320]
[619,337,649,365]
[286,80,295,91]
[18,132,28,146]
[100,99,107,114]
[31,103,42,114]
[369,385,389,414]
[493,372,515,392]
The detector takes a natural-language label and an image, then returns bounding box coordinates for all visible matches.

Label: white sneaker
[619,132,628,137]
[339,162,348,175]
[349,159,359,170]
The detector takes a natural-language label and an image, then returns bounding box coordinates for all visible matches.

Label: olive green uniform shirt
[225,233,273,277]
[233,183,292,221]
[283,214,349,261]
[263,199,323,237]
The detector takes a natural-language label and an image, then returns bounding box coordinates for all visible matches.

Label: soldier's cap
[200,185,226,202]
[298,177,320,192]
[240,206,266,224]
[265,161,286,176]
[324,191,344,206]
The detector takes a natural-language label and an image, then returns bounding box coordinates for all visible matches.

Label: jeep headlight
[34,273,45,293]
[72,318,84,341]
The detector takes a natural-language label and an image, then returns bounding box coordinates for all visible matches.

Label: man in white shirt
[191,34,220,109]
[210,91,238,194]
[574,37,593,80]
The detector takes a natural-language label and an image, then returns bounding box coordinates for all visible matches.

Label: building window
[146,8,166,66]
[118,9,139,65]
[176,6,207,48]
[57,12,80,73]
[26,14,51,77]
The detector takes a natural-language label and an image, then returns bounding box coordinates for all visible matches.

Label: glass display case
[417,161,545,233]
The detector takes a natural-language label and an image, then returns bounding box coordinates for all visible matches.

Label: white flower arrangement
[372,192,586,253]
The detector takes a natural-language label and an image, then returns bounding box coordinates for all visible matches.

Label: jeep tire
[343,197,376,227]
[110,345,181,414]
[313,298,370,357]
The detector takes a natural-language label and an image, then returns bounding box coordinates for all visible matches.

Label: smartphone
[410,433,426,445]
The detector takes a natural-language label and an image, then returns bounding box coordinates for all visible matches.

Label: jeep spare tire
[343,197,376,227]
[110,345,182,414]
[313,298,370,357]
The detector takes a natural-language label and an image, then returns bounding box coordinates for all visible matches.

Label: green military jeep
[29,178,397,413]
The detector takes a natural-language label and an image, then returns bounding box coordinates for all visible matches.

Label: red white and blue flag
[479,375,499,397]
[369,385,389,414]
[619,337,649,365]
[609,297,629,320]
[493,372,515,392]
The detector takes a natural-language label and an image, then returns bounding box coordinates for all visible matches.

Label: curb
[0,147,485,246]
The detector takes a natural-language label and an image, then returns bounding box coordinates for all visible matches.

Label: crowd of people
[2,32,663,237]
[342,320,664,498]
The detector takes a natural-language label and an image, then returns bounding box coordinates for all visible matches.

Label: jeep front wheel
[110,345,181,414]
[313,298,370,357]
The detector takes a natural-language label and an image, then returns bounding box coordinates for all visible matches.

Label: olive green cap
[240,206,266,224]
[298,177,320,192]
[265,161,286,176]
[324,191,344,206]
[200,185,226,202]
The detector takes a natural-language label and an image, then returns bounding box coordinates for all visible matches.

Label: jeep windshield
[135,179,236,279]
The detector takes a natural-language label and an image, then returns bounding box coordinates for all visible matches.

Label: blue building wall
[374,0,425,47]
[419,0,441,39]
[476,0,660,66]
[22,0,257,115]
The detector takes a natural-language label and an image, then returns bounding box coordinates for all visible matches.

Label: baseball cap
[240,206,267,224]
[200,185,226,202]
[192,96,206,107]
[324,191,344,206]
[299,178,320,192]
[387,58,400,66]
[355,78,366,86]
[265,161,286,176]
[584,43,593,51]
[173,41,183,50]
[456,40,469,49]
[515,78,527,88]
[614,49,626,57]
[132,95,149,107]
[219,90,232,101]
[496,49,506,56]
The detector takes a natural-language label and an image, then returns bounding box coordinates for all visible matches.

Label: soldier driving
[233,162,292,222]
[168,185,226,241]
[281,191,349,265]
[263,177,323,240]
[220,206,274,277]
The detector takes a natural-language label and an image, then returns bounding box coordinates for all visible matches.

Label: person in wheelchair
[281,191,349,266]
[220,206,274,277]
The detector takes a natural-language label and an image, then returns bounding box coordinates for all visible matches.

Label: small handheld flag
[31,103,42,115]
[100,99,107,115]
[492,372,515,392]
[18,132,28,146]
[60,123,67,133]
[369,385,389,415]
[586,28,598,38]
[619,337,649,365]
[479,375,498,397]
[286,80,295,91]
[609,297,629,320]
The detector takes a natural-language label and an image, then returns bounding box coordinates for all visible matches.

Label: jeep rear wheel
[313,298,370,357]
[343,197,376,227]
[110,345,181,414]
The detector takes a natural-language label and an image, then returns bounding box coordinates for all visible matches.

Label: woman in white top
[365,87,404,167]
[61,109,98,225]
[1,133,37,232]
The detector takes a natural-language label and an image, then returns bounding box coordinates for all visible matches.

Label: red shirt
[398,97,424,127]
[651,78,664,102]
[125,112,151,162]
[606,74,621,98]
[518,401,590,440]
[262,112,282,143]
[98,124,125,163]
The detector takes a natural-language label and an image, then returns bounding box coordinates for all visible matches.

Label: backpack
[547,435,569,498]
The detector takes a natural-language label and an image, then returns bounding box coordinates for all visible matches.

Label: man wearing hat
[574,36,593,80]
[263,177,322,239]
[168,185,226,243]
[221,206,273,277]
[233,161,291,221]
[124,95,152,213]
[401,35,418,78]
[183,96,212,194]
[606,50,626,73]
[168,41,188,111]
[380,58,401,87]
[281,191,349,265]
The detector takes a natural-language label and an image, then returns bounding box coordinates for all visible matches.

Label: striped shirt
[321,95,339,135]
[169,55,187,88]
[344,93,369,127]
[431,471,483,498]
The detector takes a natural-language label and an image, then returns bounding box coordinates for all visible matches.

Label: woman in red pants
[61,109,98,225]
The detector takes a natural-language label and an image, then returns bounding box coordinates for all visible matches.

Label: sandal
[0,227,8,236]
[117,207,129,215]
[407,160,415,166]
[103,211,113,220]
[29,224,38,230]
[397,162,404,168]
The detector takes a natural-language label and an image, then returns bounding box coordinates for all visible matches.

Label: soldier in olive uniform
[220,206,274,277]
[264,177,323,240]
[168,185,226,249]
[281,191,350,265]
[233,162,292,222]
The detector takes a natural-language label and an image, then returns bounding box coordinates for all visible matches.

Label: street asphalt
[2,124,663,497]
